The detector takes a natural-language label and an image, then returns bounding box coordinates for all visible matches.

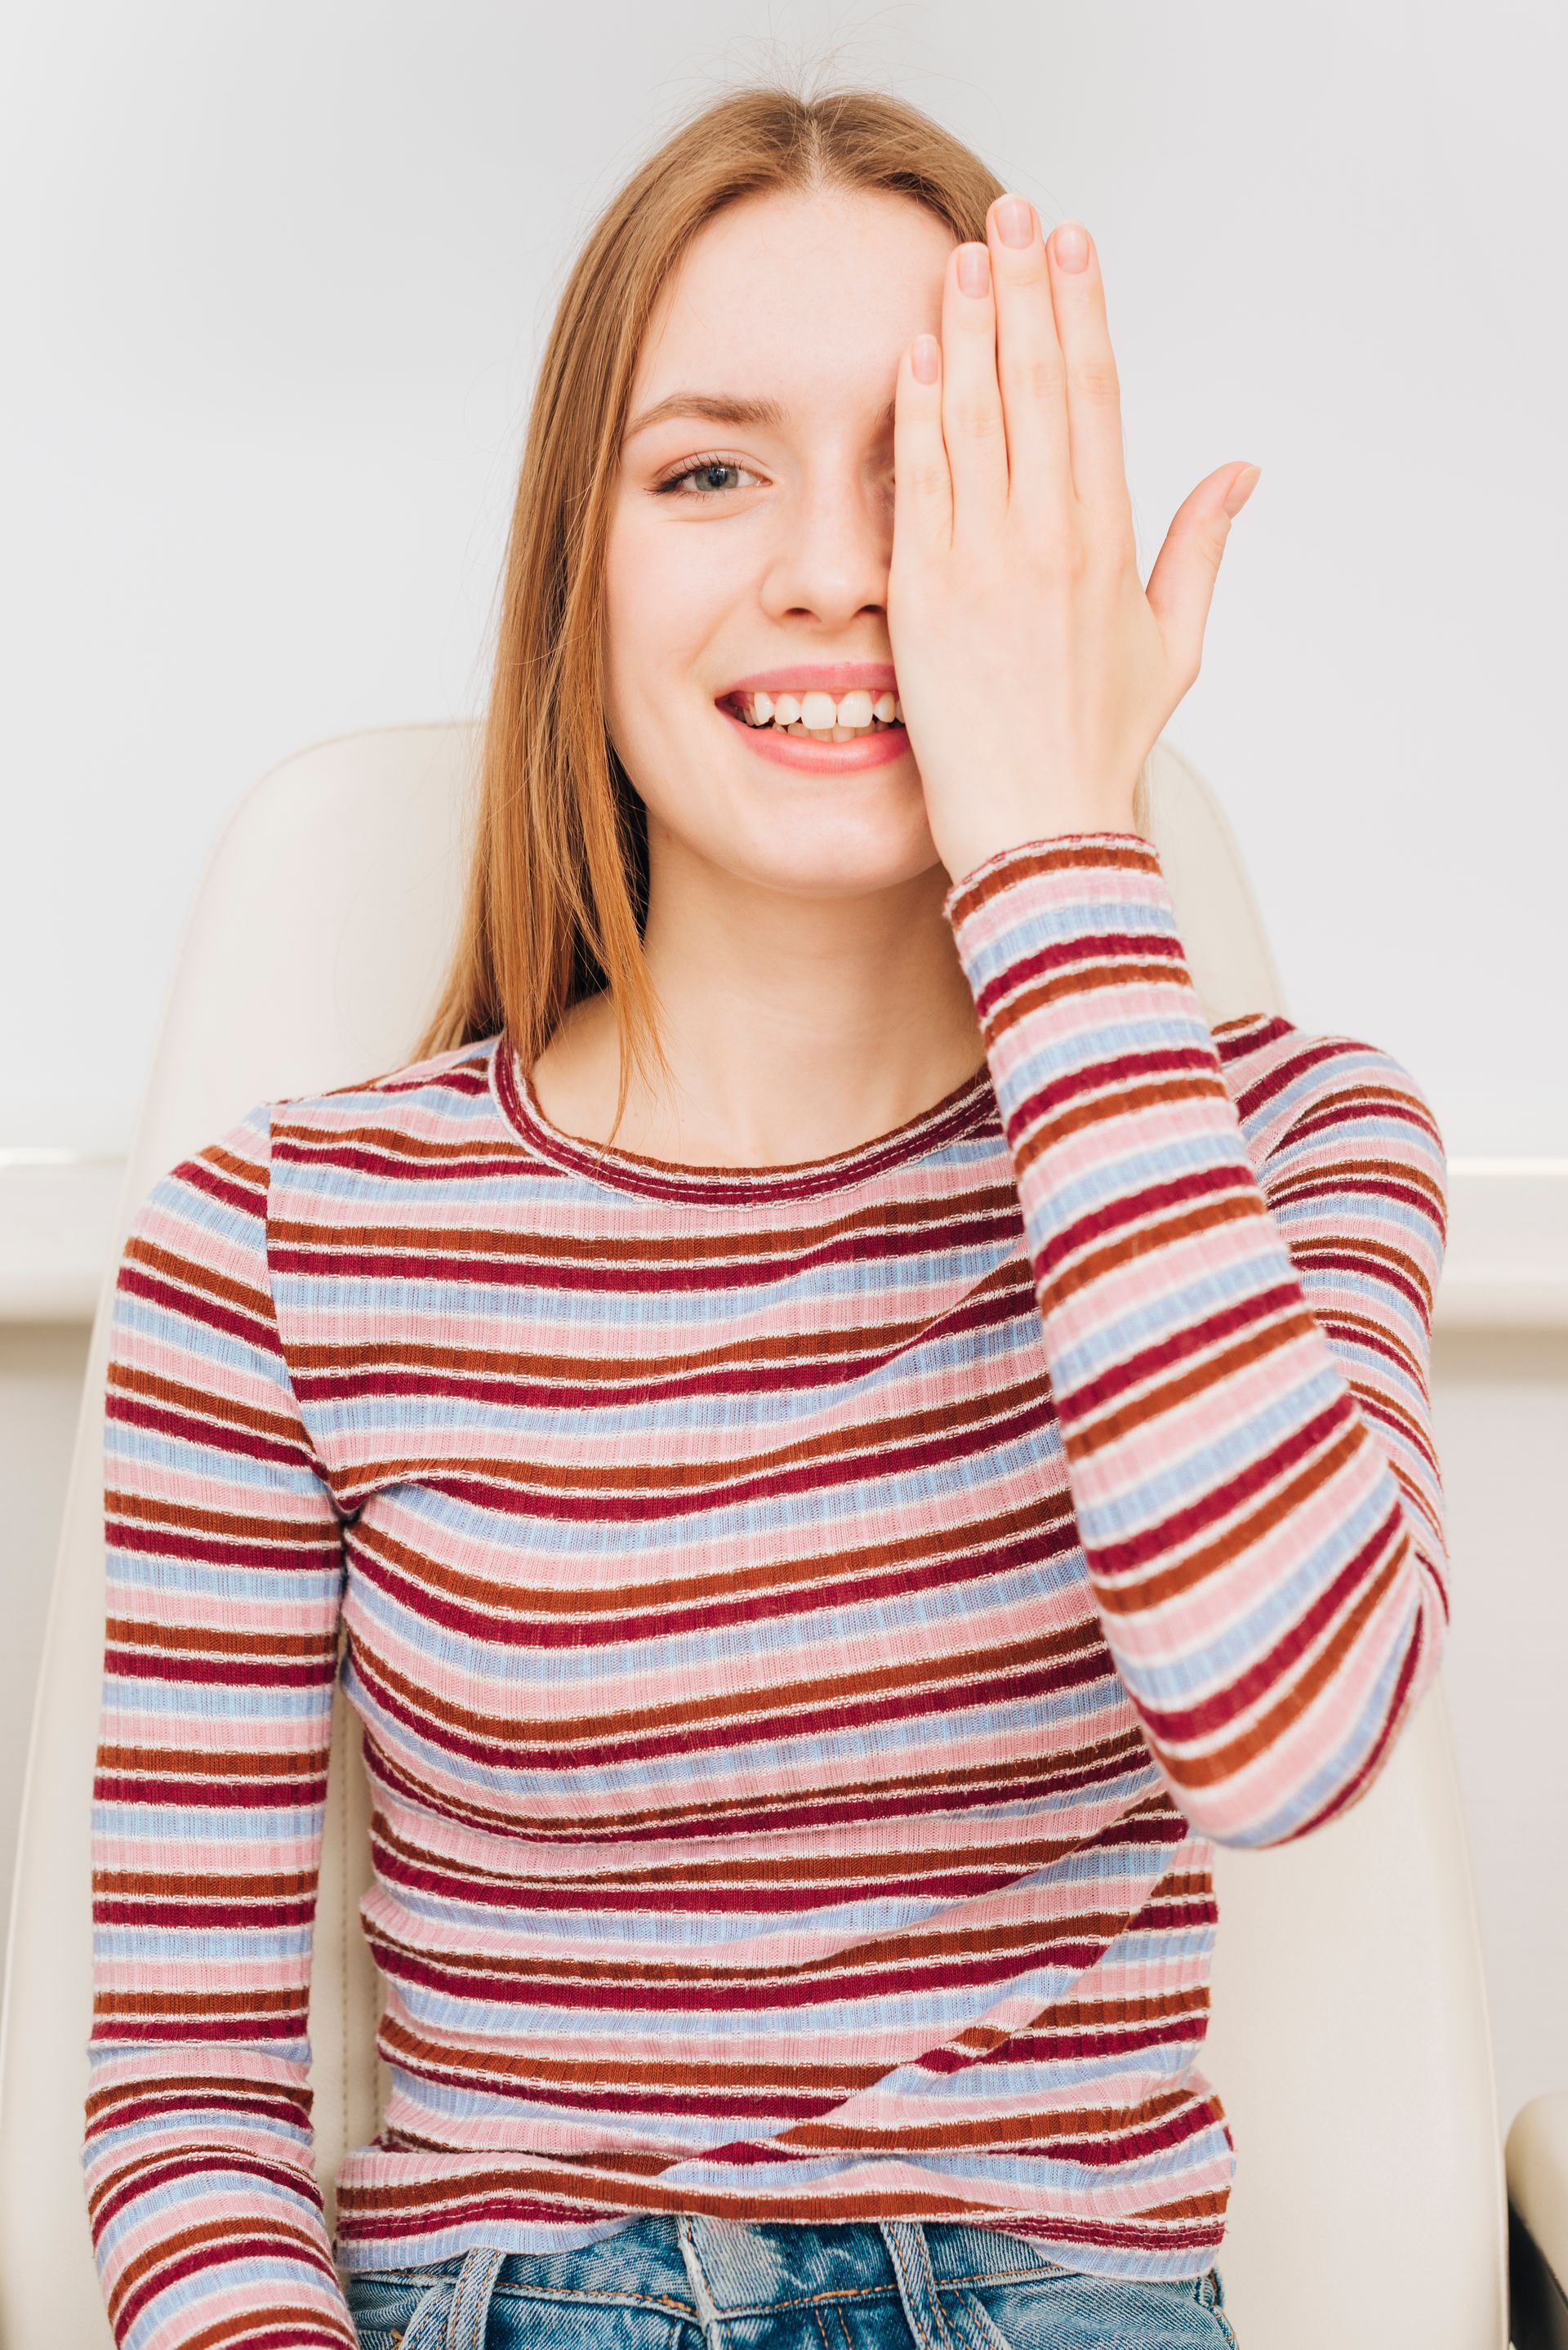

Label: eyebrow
[623,390,898,442]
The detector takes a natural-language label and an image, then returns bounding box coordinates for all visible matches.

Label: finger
[984,194,1071,528]
[941,240,1008,535]
[1144,464,1259,684]
[1046,220,1136,542]
[893,332,951,553]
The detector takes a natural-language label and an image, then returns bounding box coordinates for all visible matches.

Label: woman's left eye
[653,456,763,498]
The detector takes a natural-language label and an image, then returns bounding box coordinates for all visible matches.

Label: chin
[728,804,943,901]
[634,730,943,902]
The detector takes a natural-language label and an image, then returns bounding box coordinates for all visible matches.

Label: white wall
[1,0,1564,1153]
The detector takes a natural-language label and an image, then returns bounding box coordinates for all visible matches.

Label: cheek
[604,508,749,716]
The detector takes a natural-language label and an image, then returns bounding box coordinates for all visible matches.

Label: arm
[82,1105,357,2348]
[946,829,1450,1849]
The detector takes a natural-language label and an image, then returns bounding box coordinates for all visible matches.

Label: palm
[887,199,1258,883]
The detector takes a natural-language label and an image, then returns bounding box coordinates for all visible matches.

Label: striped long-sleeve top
[84,832,1450,2349]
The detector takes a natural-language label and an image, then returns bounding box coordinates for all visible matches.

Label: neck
[533,829,986,1167]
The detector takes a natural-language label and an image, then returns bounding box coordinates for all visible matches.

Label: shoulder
[1209,1010,1444,1171]
[129,1036,507,1241]
[266,1034,504,1163]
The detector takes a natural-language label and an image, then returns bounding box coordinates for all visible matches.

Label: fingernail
[1052,222,1089,272]
[1221,464,1261,517]
[911,333,939,384]
[996,196,1034,248]
[957,243,991,297]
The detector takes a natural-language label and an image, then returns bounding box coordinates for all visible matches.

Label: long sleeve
[82,1105,358,2349]
[945,830,1450,1850]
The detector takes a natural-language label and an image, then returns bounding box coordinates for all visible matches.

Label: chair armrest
[1508,2096,1568,2350]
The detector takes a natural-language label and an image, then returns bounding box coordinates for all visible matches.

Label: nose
[756,457,892,634]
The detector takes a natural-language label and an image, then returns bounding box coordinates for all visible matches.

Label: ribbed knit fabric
[84,833,1450,2350]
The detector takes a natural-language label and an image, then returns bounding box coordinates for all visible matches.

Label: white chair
[0,721,1548,2349]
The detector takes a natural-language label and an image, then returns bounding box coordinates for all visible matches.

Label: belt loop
[674,2214,726,2350]
[392,2277,452,2350]
[879,2222,956,2350]
[444,2247,507,2350]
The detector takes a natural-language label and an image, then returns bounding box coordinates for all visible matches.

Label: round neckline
[492,1037,996,1206]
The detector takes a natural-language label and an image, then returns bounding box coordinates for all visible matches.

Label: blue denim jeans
[340,2214,1241,2348]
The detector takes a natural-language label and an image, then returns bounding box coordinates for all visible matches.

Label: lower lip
[718,701,911,774]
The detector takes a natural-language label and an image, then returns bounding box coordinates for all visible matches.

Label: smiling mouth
[719,687,905,741]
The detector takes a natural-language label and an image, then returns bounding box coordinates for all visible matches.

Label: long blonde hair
[417,81,1149,1124]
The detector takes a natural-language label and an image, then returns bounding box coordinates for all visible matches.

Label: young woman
[83,85,1449,2350]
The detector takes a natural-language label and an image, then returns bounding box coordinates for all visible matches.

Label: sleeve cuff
[941,831,1160,934]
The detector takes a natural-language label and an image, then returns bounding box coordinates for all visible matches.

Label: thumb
[1144,463,1261,684]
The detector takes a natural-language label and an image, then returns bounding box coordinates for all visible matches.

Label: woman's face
[603,185,956,903]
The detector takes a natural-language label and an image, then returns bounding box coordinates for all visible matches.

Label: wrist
[941,817,1143,896]
[941,824,1165,935]
[936,796,1141,889]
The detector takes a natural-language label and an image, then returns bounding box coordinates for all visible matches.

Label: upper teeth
[740,688,902,735]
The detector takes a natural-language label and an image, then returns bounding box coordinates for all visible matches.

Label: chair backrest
[0,725,1508,2350]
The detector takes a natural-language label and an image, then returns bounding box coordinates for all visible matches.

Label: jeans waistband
[364,2213,1073,2343]
[671,2215,1067,2315]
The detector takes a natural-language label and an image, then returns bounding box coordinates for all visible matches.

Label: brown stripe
[104,1618,332,1661]
[1156,1537,1409,1790]
[947,838,1159,926]
[1090,1411,1368,1616]
[1039,1186,1272,1327]
[365,1723,1165,1842]
[353,1613,1105,1752]
[369,1818,1088,1891]
[94,1986,305,2018]
[93,1743,327,1781]
[1009,1066,1233,1187]
[364,1906,1154,1991]
[341,1353,1051,1504]
[109,1362,304,1449]
[1067,1303,1316,1458]
[106,1487,331,1546]
[121,1234,275,1327]
[271,1180,1021,1271]
[346,1473,1076,1623]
